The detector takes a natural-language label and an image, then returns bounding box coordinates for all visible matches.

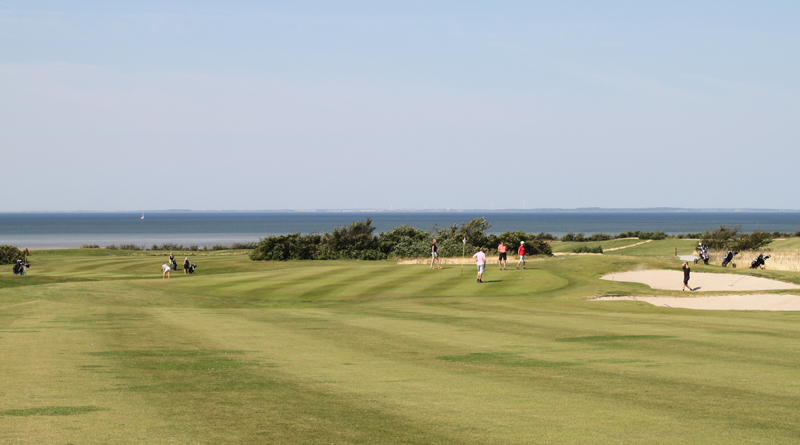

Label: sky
[1,1,799,211]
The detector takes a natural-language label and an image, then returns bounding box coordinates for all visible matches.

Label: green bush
[387,239,431,258]
[0,245,25,265]
[250,233,323,261]
[481,231,552,256]
[495,231,530,251]
[251,218,553,261]
[615,230,666,240]
[81,244,100,249]
[317,219,384,260]
[701,225,772,251]
[105,244,145,251]
[561,232,585,242]
[432,217,492,247]
[378,225,430,255]
[735,230,773,251]
[573,245,603,254]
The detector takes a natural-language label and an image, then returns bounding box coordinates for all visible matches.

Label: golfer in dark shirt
[682,262,692,291]
[430,239,442,269]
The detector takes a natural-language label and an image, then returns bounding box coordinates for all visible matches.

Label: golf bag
[721,250,738,268]
[188,263,197,274]
[750,253,770,269]
[695,244,709,265]
[12,259,29,276]
[170,259,178,270]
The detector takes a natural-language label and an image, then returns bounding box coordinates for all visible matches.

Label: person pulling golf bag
[722,250,737,268]
[12,259,30,276]
[188,263,197,274]
[750,253,770,269]
[170,258,178,270]
[695,243,709,265]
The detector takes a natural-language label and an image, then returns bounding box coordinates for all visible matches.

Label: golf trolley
[750,253,770,270]
[12,259,30,276]
[188,263,197,274]
[694,243,709,265]
[721,250,738,268]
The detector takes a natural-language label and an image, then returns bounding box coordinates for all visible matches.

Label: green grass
[1,249,800,443]
[768,238,800,250]
[550,238,645,253]
[603,238,701,257]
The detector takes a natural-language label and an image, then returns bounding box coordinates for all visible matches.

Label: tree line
[250,218,552,261]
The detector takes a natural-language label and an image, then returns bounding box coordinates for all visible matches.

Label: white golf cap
[520,241,524,244]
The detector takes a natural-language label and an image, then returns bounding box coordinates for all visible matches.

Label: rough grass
[603,239,701,257]
[2,250,800,443]
[549,238,644,253]
[706,249,800,272]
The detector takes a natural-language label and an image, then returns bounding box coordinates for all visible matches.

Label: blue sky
[2,1,799,210]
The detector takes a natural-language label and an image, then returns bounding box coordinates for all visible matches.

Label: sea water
[1,211,799,249]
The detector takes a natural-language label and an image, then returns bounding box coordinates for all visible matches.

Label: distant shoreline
[3,211,800,250]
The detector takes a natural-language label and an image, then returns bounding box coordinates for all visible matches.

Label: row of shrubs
[250,218,554,261]
[0,245,25,265]
[700,226,774,251]
[74,221,787,262]
[82,242,258,251]
[572,245,604,254]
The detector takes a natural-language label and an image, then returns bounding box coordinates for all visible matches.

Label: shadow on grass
[0,406,105,416]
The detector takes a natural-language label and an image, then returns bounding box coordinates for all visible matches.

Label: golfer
[183,257,190,274]
[682,262,692,291]
[430,239,442,269]
[169,252,177,269]
[497,241,508,270]
[473,247,486,283]
[162,263,171,279]
[516,241,526,270]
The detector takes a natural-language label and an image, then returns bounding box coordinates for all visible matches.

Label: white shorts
[519,255,526,261]
[432,252,438,258]
[163,267,171,272]
[477,264,485,273]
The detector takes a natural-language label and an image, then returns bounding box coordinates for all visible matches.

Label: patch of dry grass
[708,250,800,272]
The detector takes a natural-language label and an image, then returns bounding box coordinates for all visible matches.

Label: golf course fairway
[2,247,800,444]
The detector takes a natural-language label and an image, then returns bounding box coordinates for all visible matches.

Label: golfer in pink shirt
[472,247,486,283]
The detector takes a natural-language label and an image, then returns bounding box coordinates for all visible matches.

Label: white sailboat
[141,213,145,220]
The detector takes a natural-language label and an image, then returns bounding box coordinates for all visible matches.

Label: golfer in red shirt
[516,241,526,270]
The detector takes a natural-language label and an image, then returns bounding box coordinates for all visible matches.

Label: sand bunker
[593,294,800,311]
[600,270,800,292]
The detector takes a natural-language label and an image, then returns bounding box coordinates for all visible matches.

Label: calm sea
[1,212,800,249]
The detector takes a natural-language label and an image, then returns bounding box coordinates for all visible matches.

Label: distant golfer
[162,263,171,279]
[430,239,442,269]
[516,241,526,270]
[169,252,177,269]
[473,247,486,283]
[682,262,692,291]
[498,241,508,270]
[183,257,190,274]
